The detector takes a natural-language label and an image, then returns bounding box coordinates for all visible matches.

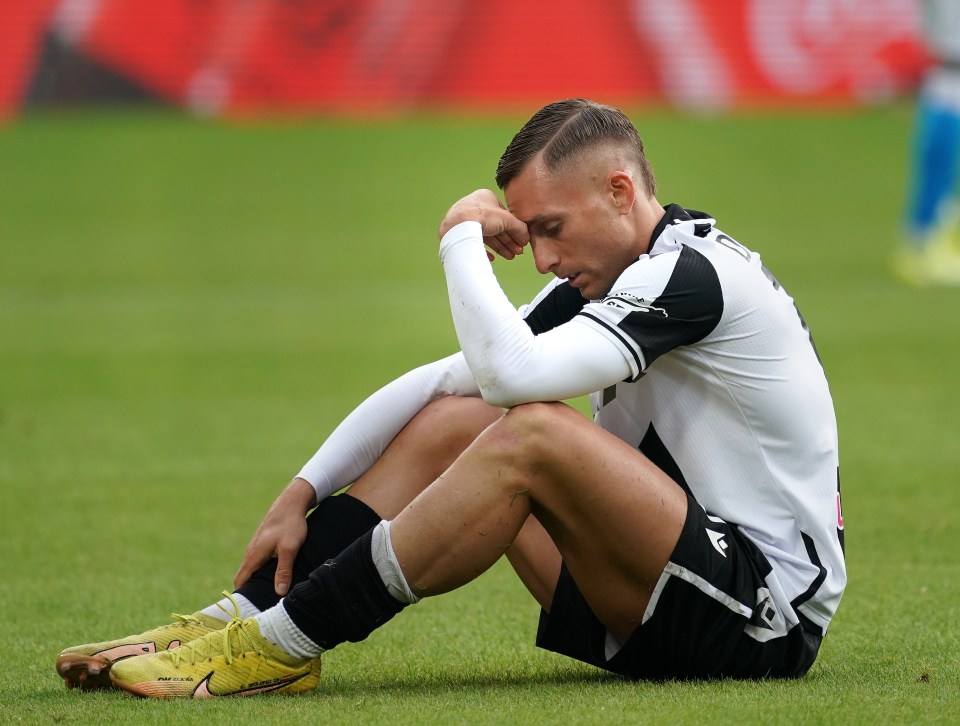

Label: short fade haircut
[495,98,656,196]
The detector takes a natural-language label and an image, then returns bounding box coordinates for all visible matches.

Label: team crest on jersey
[601,293,668,317]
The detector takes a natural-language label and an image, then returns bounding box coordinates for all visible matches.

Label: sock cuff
[260,604,323,660]
[371,520,420,605]
[200,592,261,622]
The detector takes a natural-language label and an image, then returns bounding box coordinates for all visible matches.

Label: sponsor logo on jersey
[602,293,668,317]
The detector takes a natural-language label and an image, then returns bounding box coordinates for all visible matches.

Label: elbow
[466,346,542,408]
[475,375,532,409]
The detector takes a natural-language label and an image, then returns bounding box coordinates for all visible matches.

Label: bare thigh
[504,403,688,641]
[347,395,504,518]
[390,401,687,643]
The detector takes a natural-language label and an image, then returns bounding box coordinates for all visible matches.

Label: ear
[608,171,636,215]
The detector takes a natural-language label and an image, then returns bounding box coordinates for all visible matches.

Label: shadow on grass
[33,657,832,706]
[314,666,636,700]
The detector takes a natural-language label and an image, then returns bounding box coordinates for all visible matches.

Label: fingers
[476,206,528,260]
[484,208,529,243]
[232,538,292,595]
[485,239,518,260]
[439,190,529,252]
[494,230,528,259]
[273,543,296,597]
[233,552,259,591]
[233,480,314,595]
[485,230,528,260]
[233,569,248,591]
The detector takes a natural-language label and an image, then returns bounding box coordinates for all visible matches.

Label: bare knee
[480,402,581,473]
[348,396,504,517]
[409,396,504,456]
[503,401,581,448]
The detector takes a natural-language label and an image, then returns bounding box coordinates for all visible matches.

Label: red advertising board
[0,0,929,117]
[0,0,60,117]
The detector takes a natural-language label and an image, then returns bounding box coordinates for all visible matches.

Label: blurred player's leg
[896,67,960,285]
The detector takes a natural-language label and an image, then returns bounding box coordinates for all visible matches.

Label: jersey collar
[648,203,714,253]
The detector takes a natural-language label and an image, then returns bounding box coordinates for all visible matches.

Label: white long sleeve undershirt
[296,353,479,501]
[439,220,631,407]
[296,221,631,502]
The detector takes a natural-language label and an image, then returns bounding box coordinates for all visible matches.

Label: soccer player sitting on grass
[57,99,845,696]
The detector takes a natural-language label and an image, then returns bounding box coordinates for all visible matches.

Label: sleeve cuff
[439,220,484,262]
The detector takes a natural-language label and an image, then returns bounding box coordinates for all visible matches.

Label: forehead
[503,153,585,221]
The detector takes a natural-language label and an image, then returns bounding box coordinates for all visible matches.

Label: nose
[531,238,559,275]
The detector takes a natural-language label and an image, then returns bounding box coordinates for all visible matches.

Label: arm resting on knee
[297,354,479,501]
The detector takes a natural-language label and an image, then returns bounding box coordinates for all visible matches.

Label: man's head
[495,98,656,196]
[496,99,662,300]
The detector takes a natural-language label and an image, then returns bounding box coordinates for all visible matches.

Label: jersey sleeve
[520,277,588,334]
[577,245,724,380]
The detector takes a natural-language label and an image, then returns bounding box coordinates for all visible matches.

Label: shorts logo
[706,529,728,557]
[748,588,782,634]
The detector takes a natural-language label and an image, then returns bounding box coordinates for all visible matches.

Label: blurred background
[1,0,929,116]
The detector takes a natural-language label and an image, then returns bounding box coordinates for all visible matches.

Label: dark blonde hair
[495,98,656,195]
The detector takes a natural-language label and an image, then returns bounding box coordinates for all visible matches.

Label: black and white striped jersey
[519,205,844,634]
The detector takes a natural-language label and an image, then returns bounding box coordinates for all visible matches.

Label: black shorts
[535,495,823,680]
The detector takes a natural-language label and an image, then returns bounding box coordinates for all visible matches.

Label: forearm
[297,353,479,501]
[439,222,631,406]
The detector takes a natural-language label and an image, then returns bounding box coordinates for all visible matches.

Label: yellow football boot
[109,616,321,699]
[894,221,960,286]
[56,611,225,690]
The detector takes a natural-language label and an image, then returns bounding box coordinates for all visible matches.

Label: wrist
[287,477,318,510]
[438,209,483,238]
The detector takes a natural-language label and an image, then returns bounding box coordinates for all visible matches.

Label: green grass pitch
[0,105,958,723]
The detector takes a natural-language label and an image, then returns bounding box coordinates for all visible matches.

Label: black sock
[236,493,381,612]
[281,527,406,650]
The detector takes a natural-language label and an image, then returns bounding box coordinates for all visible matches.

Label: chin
[581,284,610,301]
